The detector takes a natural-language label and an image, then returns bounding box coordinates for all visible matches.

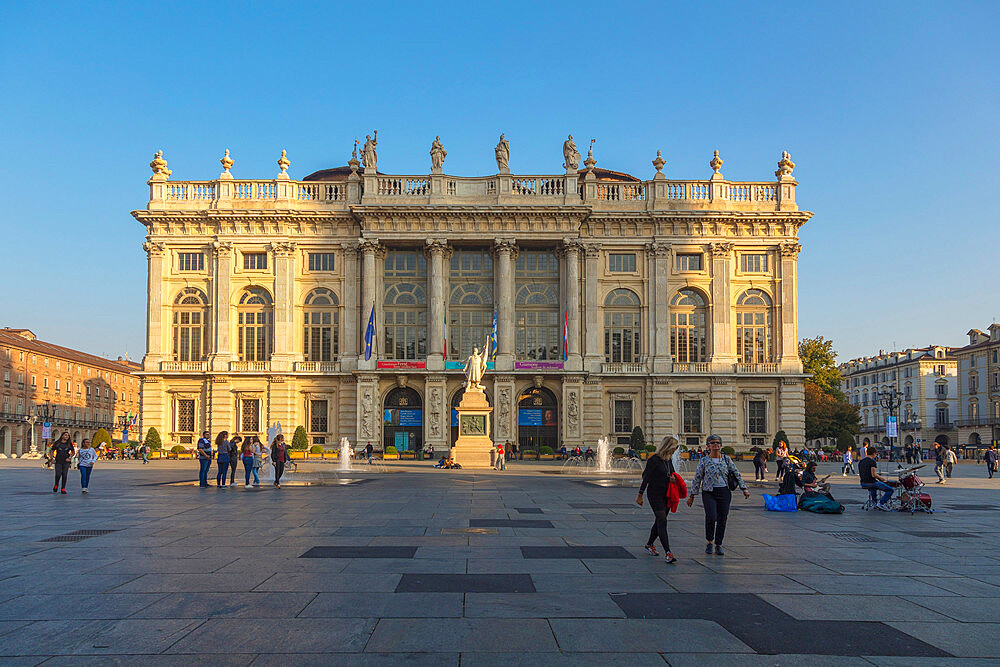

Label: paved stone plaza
[0,459,998,664]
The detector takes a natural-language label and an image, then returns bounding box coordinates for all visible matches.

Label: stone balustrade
[147,171,797,213]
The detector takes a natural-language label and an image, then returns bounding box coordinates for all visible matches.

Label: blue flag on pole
[490,310,498,360]
[364,305,375,361]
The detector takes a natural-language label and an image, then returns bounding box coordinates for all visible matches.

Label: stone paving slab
[298,592,464,618]
[0,593,166,621]
[887,621,1000,658]
[129,591,318,618]
[549,618,751,653]
[167,618,378,654]
[0,619,201,656]
[365,618,559,652]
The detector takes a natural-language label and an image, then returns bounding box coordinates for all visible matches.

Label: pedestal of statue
[451,385,494,468]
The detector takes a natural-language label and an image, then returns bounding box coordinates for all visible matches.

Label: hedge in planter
[170,445,185,454]
[144,427,162,450]
[92,428,112,449]
[644,444,656,453]
[309,445,324,454]
[522,449,538,459]
[613,446,625,455]
[539,446,554,455]
[291,426,309,451]
[721,446,736,456]
[385,446,399,455]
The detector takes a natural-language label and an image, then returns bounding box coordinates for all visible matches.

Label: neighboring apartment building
[134,140,812,453]
[954,325,1000,448]
[0,328,141,455]
[840,346,958,452]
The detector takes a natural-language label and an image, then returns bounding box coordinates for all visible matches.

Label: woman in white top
[77,438,98,493]
[775,440,790,482]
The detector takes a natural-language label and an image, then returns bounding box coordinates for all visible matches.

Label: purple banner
[514,361,564,370]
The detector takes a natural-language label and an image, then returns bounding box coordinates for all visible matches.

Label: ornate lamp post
[29,400,53,457]
[878,388,903,459]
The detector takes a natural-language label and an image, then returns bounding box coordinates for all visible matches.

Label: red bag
[665,472,688,512]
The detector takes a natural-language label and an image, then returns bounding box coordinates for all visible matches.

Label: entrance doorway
[517,386,558,452]
[383,387,423,453]
[0,426,8,456]
[451,389,491,447]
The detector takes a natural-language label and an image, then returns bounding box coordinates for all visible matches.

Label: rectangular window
[740,254,769,273]
[55,379,60,391]
[747,400,767,434]
[177,253,204,271]
[44,378,49,389]
[30,375,36,387]
[608,253,636,273]
[308,253,336,272]
[177,399,195,432]
[675,253,703,272]
[970,374,979,393]
[310,400,329,433]
[935,384,947,398]
[241,399,261,432]
[613,400,633,434]
[243,253,268,270]
[935,407,949,426]
[682,400,702,433]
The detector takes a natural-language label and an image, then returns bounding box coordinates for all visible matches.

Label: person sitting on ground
[778,459,803,497]
[434,457,447,468]
[859,449,893,510]
[584,447,595,461]
[800,461,834,500]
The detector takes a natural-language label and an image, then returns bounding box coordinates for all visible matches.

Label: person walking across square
[933,441,946,484]
[271,434,289,488]
[51,432,75,494]
[686,435,750,556]
[984,444,998,479]
[842,445,855,476]
[77,438,97,493]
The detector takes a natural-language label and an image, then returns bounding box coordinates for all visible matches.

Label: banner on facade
[518,409,557,426]
[445,361,494,371]
[41,422,51,439]
[514,361,563,370]
[377,361,426,369]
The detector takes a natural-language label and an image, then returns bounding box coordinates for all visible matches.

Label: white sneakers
[245,483,251,488]
[82,488,89,494]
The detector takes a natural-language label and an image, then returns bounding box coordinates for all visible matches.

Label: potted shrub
[539,445,555,460]
[721,446,736,457]
[630,426,645,453]
[522,449,538,460]
[642,443,656,459]
[401,448,416,459]
[169,444,184,460]
[309,445,324,455]
[384,445,399,460]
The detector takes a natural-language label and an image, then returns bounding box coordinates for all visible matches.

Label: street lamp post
[28,400,53,458]
[878,388,903,461]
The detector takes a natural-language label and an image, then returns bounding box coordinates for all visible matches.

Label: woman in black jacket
[636,436,680,564]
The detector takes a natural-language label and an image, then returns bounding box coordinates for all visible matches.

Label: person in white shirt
[77,439,98,493]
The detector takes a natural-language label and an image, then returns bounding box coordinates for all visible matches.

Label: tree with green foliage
[92,428,112,449]
[144,427,162,450]
[799,336,846,398]
[630,426,645,452]
[837,430,857,450]
[291,425,309,451]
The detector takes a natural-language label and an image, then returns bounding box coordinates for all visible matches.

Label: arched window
[237,287,273,362]
[515,283,559,360]
[449,282,494,361]
[670,289,707,363]
[735,289,774,364]
[303,288,339,362]
[172,287,209,362]
[384,282,427,360]
[604,289,641,363]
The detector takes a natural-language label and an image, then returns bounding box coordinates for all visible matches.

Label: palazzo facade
[133,140,812,453]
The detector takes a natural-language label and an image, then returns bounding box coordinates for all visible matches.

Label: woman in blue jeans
[214,431,230,487]
[77,438,97,493]
[686,435,751,555]
[240,437,258,487]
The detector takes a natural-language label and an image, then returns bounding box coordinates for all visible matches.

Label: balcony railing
[735,363,779,374]
[933,422,954,430]
[294,361,340,373]
[672,362,711,374]
[229,361,270,372]
[600,362,647,374]
[160,361,208,372]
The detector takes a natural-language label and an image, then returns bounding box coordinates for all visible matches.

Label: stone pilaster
[709,377,737,443]
[493,238,518,371]
[425,239,452,371]
[492,375,516,444]
[266,375,294,434]
[562,376,584,449]
[561,240,583,371]
[140,377,166,443]
[649,377,674,445]
[209,375,233,436]
[356,374,380,446]
[424,375,448,453]
[341,242,359,370]
[646,241,672,372]
[358,239,384,370]
[709,242,735,366]
[582,243,602,373]
[142,241,167,372]
[778,242,802,372]
[779,378,805,444]
[209,240,234,372]
[270,242,297,372]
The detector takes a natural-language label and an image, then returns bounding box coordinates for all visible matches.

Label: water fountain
[339,437,353,472]
[595,435,611,473]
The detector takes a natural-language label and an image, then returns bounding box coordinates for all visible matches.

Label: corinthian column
[425,239,451,371]
[270,241,297,372]
[358,238,383,370]
[582,243,602,373]
[647,241,672,372]
[562,239,583,371]
[143,241,166,372]
[709,242,735,367]
[493,238,518,371]
[778,242,802,372]
[210,240,234,372]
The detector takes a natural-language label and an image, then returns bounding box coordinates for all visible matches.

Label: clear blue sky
[1,1,997,363]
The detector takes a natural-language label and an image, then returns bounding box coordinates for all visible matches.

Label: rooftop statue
[149,150,171,177]
[430,136,447,171]
[362,131,378,172]
[562,134,581,171]
[494,133,510,173]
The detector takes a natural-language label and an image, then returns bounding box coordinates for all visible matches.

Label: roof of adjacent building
[0,328,140,374]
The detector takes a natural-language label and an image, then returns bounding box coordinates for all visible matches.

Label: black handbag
[725,456,739,491]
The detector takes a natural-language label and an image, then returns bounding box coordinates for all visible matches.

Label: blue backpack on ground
[762,493,798,512]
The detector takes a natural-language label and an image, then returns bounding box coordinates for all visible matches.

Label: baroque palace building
[0,328,141,455]
[133,137,811,453]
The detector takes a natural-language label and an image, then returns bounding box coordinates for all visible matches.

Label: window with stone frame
[243,252,268,270]
[670,288,708,363]
[613,399,633,434]
[177,252,205,272]
[176,399,195,433]
[237,287,273,362]
[604,289,641,363]
[675,253,703,272]
[449,250,494,361]
[382,251,428,360]
[303,288,340,362]
[747,400,767,434]
[608,253,636,273]
[310,399,329,433]
[307,253,335,272]
[969,373,979,393]
[682,399,702,433]
[739,253,769,273]
[515,250,560,360]
[241,398,261,432]
[935,406,949,427]
[969,401,979,420]
[735,289,774,364]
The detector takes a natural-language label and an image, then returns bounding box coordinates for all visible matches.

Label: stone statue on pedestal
[562,134,581,171]
[430,136,447,171]
[495,133,510,173]
[362,131,378,171]
[464,338,490,391]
